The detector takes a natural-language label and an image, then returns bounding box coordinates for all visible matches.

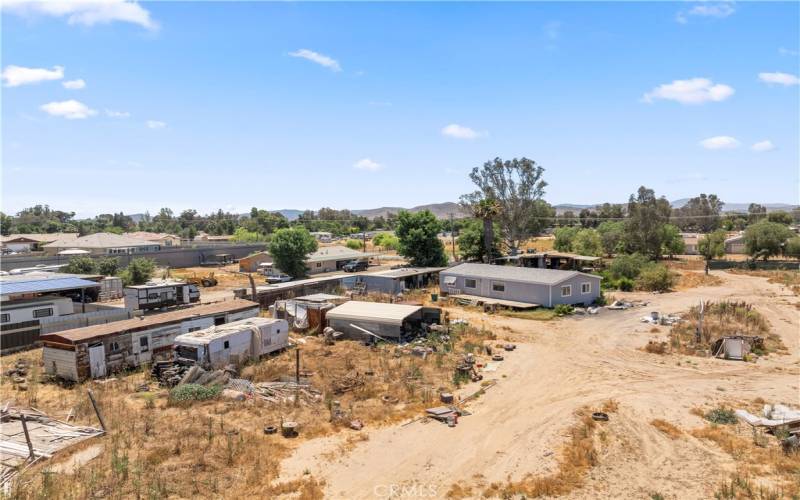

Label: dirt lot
[2,270,797,499]
[277,271,800,499]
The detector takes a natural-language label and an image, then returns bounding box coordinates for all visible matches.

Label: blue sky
[2,1,798,218]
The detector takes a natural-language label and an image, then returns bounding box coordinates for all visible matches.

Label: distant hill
[353,202,469,219]
[671,199,797,213]
[276,209,303,221]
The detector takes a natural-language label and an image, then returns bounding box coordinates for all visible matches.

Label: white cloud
[441,123,485,140]
[353,158,383,171]
[699,136,740,150]
[2,65,63,87]
[779,47,799,56]
[2,0,158,30]
[758,72,800,86]
[751,140,776,152]
[146,120,166,129]
[288,49,341,72]
[642,78,734,104]
[105,109,130,118]
[40,100,97,119]
[62,78,86,90]
[676,2,735,24]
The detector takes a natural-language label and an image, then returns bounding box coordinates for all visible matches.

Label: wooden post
[295,349,300,384]
[87,390,107,432]
[20,413,35,460]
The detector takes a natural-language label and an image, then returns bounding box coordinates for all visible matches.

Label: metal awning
[0,277,100,296]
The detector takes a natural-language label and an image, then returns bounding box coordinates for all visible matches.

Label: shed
[440,263,601,307]
[326,301,441,340]
[40,299,259,381]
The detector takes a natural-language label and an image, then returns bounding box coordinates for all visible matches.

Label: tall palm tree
[473,198,501,263]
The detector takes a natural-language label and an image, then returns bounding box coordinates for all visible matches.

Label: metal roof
[442,263,600,286]
[40,299,260,344]
[175,317,285,345]
[0,276,100,296]
[367,267,446,279]
[305,246,378,263]
[326,301,423,326]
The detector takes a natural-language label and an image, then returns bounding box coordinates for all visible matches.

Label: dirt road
[278,271,799,499]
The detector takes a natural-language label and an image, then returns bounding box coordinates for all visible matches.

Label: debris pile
[151,360,235,388]
[251,381,322,404]
[640,311,682,325]
[331,372,366,395]
[0,404,104,488]
[4,359,30,390]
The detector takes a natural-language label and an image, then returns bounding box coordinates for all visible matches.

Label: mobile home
[440,263,601,307]
[40,299,259,381]
[174,317,289,369]
[326,301,441,341]
[123,281,200,311]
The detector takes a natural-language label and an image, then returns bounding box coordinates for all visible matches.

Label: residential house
[42,233,160,256]
[239,251,273,273]
[440,263,602,307]
[124,231,182,247]
[40,299,260,381]
[342,267,444,295]
[1,233,78,253]
[680,233,701,255]
[306,245,378,274]
[725,234,747,254]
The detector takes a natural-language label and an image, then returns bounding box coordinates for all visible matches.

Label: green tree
[230,227,265,243]
[744,221,793,260]
[395,210,448,266]
[553,226,580,252]
[121,258,156,286]
[96,257,120,276]
[747,203,767,224]
[457,219,501,262]
[461,157,548,253]
[625,186,672,259]
[608,253,649,280]
[784,237,800,260]
[597,221,625,256]
[660,224,685,259]
[469,199,502,262]
[372,233,399,251]
[62,256,97,274]
[573,228,602,256]
[268,227,318,278]
[672,194,724,232]
[767,211,793,225]
[697,230,726,275]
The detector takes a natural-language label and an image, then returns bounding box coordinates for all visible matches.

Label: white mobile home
[123,281,200,311]
[174,317,289,369]
[40,299,259,381]
[440,263,601,308]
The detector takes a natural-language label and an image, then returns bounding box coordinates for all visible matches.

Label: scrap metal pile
[151,359,234,388]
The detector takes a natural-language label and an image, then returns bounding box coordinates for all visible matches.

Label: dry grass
[479,401,617,498]
[676,271,724,290]
[669,300,784,356]
[650,419,682,439]
[690,406,800,498]
[1,316,501,498]
[644,341,668,355]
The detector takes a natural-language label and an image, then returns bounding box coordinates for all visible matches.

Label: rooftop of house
[305,245,378,263]
[124,232,180,241]
[1,233,79,244]
[442,263,600,286]
[43,232,157,249]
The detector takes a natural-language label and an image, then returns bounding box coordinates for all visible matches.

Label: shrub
[618,277,634,291]
[96,257,120,276]
[705,407,737,425]
[608,253,648,280]
[169,384,222,403]
[635,263,675,292]
[120,257,156,286]
[554,304,574,316]
[644,341,667,355]
[62,256,97,274]
[345,239,364,250]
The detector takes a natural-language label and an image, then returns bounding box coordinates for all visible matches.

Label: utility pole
[449,213,456,261]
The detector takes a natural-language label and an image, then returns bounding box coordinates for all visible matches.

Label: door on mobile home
[88,343,106,378]
[132,331,152,364]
